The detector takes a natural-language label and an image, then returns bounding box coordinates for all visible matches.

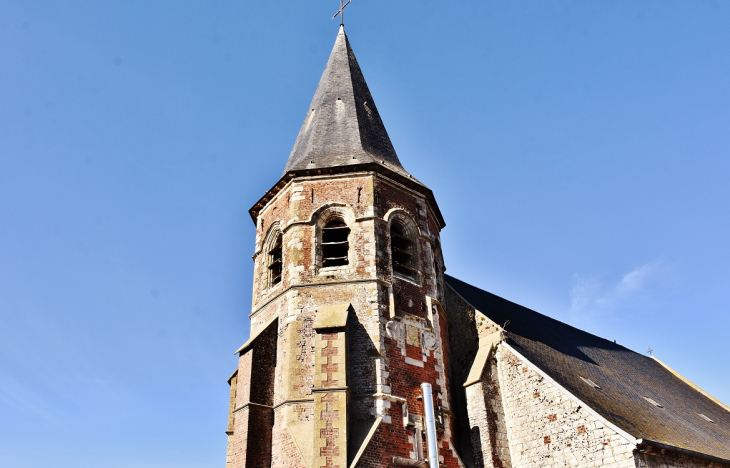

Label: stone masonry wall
[466,357,512,468]
[497,346,637,468]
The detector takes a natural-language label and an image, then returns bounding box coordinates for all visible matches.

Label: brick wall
[271,405,309,468]
[227,321,278,468]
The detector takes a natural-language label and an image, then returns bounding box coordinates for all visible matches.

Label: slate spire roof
[284,26,414,180]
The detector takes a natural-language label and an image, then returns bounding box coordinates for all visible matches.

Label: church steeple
[250,26,443,229]
[228,23,459,468]
[284,27,414,180]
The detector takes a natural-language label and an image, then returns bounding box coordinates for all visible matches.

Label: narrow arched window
[391,221,416,278]
[267,234,282,286]
[433,239,444,298]
[322,218,350,267]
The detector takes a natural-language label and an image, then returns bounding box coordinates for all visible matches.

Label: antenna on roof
[647,346,654,356]
[332,0,352,26]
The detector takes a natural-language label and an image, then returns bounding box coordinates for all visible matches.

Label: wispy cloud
[0,372,60,424]
[569,258,667,326]
[616,260,662,294]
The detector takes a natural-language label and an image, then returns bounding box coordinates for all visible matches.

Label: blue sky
[2,1,729,467]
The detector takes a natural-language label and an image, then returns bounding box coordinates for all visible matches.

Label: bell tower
[226,27,462,468]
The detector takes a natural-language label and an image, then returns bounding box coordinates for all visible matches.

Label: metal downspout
[421,383,439,468]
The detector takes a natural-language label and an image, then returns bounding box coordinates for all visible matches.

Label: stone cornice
[249,163,445,230]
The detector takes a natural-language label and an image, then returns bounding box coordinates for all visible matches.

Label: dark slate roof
[445,274,730,462]
[284,27,417,182]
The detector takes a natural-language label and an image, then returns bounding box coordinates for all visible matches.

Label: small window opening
[698,413,715,423]
[268,235,282,286]
[433,239,443,298]
[580,376,601,389]
[391,222,416,278]
[322,219,349,267]
[643,396,662,408]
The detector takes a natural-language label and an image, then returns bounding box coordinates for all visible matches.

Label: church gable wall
[497,346,637,468]
[446,284,728,468]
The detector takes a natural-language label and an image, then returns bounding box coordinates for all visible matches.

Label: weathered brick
[227,171,457,468]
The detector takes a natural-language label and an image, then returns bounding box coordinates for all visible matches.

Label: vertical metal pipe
[421,383,439,468]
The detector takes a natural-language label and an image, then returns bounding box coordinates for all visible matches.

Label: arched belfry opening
[322,218,350,267]
[390,220,417,279]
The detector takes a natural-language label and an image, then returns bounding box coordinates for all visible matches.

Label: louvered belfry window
[391,222,416,278]
[268,234,283,286]
[322,219,350,267]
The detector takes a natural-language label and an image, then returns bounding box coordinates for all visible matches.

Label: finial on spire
[332,0,351,27]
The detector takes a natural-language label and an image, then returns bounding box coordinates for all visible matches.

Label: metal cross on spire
[332,0,352,26]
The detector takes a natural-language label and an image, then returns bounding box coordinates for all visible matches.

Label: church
[224,26,730,468]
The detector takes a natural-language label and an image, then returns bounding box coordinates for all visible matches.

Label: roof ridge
[444,273,636,352]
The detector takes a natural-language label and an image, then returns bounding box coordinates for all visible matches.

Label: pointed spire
[284,27,414,180]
